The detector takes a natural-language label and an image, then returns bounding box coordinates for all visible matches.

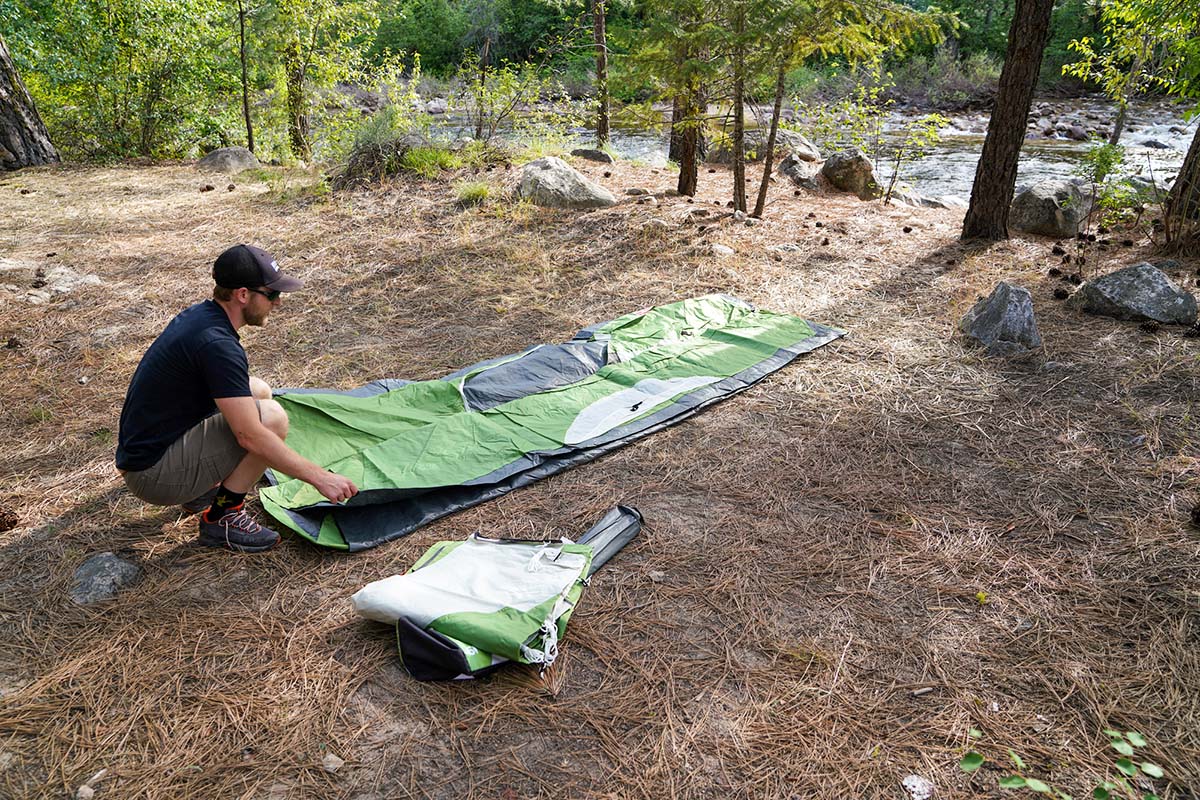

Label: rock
[322,753,345,773]
[1140,139,1171,149]
[648,570,667,583]
[516,157,616,210]
[571,148,614,164]
[1067,262,1197,325]
[902,775,935,800]
[960,281,1043,356]
[196,146,259,175]
[425,98,448,114]
[1010,179,1093,237]
[625,187,650,195]
[820,151,880,200]
[710,243,735,258]
[76,786,94,800]
[889,188,965,210]
[641,218,670,232]
[1126,175,1168,200]
[706,128,820,164]
[638,196,658,206]
[777,153,821,190]
[768,243,803,253]
[0,259,102,304]
[1067,124,1089,141]
[70,552,141,605]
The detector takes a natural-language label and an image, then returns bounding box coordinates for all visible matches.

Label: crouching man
[115,244,357,552]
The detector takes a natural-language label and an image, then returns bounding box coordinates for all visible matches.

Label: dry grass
[0,157,1198,800]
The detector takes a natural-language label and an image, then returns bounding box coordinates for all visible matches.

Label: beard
[244,305,270,327]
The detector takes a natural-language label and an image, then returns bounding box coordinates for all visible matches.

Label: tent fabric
[365,505,643,681]
[261,295,844,551]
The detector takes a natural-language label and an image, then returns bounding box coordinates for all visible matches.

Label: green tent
[261,295,843,550]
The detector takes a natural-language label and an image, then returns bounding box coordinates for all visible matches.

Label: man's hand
[310,471,358,504]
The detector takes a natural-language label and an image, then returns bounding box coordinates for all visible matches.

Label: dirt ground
[0,157,1197,800]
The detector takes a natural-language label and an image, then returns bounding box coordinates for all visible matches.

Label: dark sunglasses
[247,287,281,301]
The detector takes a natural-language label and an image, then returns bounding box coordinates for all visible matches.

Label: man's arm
[215,396,357,503]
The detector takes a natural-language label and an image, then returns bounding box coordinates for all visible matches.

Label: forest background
[0,0,1149,164]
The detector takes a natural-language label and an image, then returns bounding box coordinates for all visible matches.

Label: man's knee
[249,376,272,400]
[260,398,289,437]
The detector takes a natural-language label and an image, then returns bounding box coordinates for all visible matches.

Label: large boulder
[1010,179,1093,237]
[707,128,820,164]
[1066,262,1197,325]
[71,552,141,605]
[570,148,614,164]
[777,153,821,190]
[821,151,880,200]
[196,146,259,175]
[960,281,1043,356]
[517,157,617,209]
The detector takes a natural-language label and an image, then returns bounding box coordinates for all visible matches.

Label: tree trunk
[1165,124,1200,246]
[474,37,491,141]
[284,39,310,161]
[1108,103,1127,146]
[960,0,1054,241]
[238,0,255,153]
[731,4,746,213]
[752,65,786,218]
[676,89,702,196]
[592,0,609,147]
[669,94,685,164]
[0,34,59,170]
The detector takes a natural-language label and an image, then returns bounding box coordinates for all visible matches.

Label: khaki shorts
[122,403,260,506]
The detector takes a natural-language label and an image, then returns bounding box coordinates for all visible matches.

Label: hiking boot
[181,484,220,514]
[197,506,281,553]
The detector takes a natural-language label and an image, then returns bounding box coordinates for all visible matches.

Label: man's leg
[182,376,275,512]
[212,397,288,494]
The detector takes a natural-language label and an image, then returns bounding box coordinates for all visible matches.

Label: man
[115,244,358,552]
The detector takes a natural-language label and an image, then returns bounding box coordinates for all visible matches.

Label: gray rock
[706,128,820,164]
[888,188,966,210]
[1067,125,1089,141]
[425,98,448,114]
[196,147,259,175]
[1066,262,1197,324]
[778,153,821,190]
[517,157,616,210]
[571,148,614,164]
[821,151,880,200]
[70,552,141,605]
[1010,179,1093,237]
[960,281,1043,356]
[1126,175,1168,200]
[1140,139,1171,149]
[624,187,650,195]
[710,243,735,257]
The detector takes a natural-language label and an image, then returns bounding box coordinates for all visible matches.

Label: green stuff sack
[352,505,641,681]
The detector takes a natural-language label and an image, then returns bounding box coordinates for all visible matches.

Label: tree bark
[284,38,310,161]
[675,89,702,196]
[238,0,255,153]
[960,0,1054,241]
[592,0,609,147]
[0,34,59,170]
[1165,124,1200,246]
[731,3,746,213]
[752,65,787,218]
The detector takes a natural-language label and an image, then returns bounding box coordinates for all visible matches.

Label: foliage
[881,113,948,203]
[455,179,491,203]
[959,728,1167,800]
[794,61,891,162]
[399,145,462,176]
[369,0,468,74]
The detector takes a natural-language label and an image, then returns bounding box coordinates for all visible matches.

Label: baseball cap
[212,244,303,292]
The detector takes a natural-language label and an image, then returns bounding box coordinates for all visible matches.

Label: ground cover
[0,158,1197,799]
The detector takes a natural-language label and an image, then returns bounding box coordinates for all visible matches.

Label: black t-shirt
[115,300,252,471]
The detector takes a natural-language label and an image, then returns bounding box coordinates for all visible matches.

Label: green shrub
[401,146,462,177]
[455,180,491,205]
